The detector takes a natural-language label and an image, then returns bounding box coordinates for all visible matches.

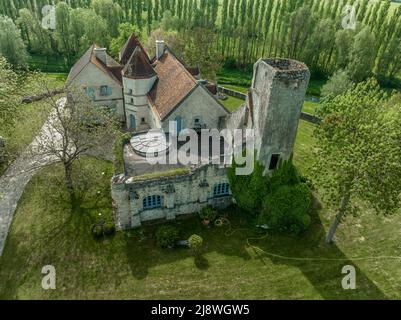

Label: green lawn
[2,122,401,299]
[220,96,245,112]
[302,100,319,114]
[28,54,70,73]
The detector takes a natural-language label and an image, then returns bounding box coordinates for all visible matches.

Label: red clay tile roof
[120,33,150,65]
[148,48,198,120]
[205,83,218,95]
[122,47,156,79]
[67,44,123,85]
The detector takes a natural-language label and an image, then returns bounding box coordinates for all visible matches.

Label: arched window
[143,195,163,210]
[213,183,230,197]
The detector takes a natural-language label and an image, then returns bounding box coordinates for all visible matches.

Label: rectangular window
[130,98,134,104]
[143,195,163,210]
[100,85,109,96]
[129,89,133,95]
[269,154,280,170]
[213,183,230,197]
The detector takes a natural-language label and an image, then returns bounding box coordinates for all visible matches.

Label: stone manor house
[67,33,310,229]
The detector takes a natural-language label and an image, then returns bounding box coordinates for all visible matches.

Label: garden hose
[221,217,401,262]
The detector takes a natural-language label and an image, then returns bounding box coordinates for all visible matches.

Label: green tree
[110,23,142,58]
[0,15,27,67]
[347,26,376,82]
[0,56,20,134]
[314,80,401,243]
[321,69,353,97]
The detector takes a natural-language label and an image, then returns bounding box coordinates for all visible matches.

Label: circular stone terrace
[130,129,171,157]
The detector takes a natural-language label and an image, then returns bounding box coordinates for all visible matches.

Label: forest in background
[1,0,401,87]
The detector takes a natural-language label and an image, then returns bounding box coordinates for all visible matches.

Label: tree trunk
[325,189,351,244]
[64,162,75,204]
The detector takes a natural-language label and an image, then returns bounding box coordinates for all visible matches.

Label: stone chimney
[94,48,107,65]
[156,40,165,60]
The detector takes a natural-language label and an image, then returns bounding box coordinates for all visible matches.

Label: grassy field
[2,121,401,299]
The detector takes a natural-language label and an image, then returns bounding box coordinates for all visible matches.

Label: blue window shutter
[107,86,112,96]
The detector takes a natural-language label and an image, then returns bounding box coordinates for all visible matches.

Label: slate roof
[122,47,156,79]
[67,44,123,85]
[148,47,198,120]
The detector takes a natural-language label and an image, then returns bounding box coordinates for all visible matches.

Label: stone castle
[67,34,310,229]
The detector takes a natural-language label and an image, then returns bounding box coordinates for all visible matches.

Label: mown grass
[132,167,190,181]
[220,96,245,112]
[1,123,401,299]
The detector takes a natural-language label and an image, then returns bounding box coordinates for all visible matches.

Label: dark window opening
[269,154,280,170]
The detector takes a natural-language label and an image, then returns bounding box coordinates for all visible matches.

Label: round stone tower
[122,46,157,130]
[250,58,310,173]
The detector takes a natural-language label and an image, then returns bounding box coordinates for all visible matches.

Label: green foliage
[314,79,401,241]
[155,225,180,248]
[103,221,116,235]
[0,56,20,134]
[259,184,311,235]
[199,206,217,221]
[227,156,268,213]
[92,225,104,238]
[0,15,27,67]
[321,70,354,97]
[114,132,131,175]
[110,23,142,58]
[188,234,203,253]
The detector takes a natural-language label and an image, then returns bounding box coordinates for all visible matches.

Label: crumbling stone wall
[112,164,232,229]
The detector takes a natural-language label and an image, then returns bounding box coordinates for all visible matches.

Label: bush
[259,183,312,235]
[92,225,104,238]
[188,234,203,254]
[103,222,116,235]
[199,206,217,221]
[155,225,180,248]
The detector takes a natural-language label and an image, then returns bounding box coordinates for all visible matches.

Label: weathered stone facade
[112,165,231,229]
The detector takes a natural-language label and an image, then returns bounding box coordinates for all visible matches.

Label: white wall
[162,86,229,132]
[71,63,124,120]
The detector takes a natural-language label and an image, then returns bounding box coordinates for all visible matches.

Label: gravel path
[0,98,66,256]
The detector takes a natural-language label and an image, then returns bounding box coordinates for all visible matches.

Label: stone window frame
[143,195,163,210]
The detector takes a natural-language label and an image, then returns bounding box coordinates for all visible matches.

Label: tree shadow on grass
[248,197,388,299]
[124,212,252,280]
[194,254,210,270]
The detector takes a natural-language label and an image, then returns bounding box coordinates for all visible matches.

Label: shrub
[259,183,312,235]
[155,225,180,248]
[188,234,203,254]
[103,222,116,235]
[199,206,217,221]
[227,157,269,213]
[92,225,104,238]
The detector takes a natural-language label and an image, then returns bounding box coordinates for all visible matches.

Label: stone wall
[112,164,232,229]
[251,58,310,172]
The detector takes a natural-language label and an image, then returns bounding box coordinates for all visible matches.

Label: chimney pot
[156,40,165,60]
[94,48,107,65]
